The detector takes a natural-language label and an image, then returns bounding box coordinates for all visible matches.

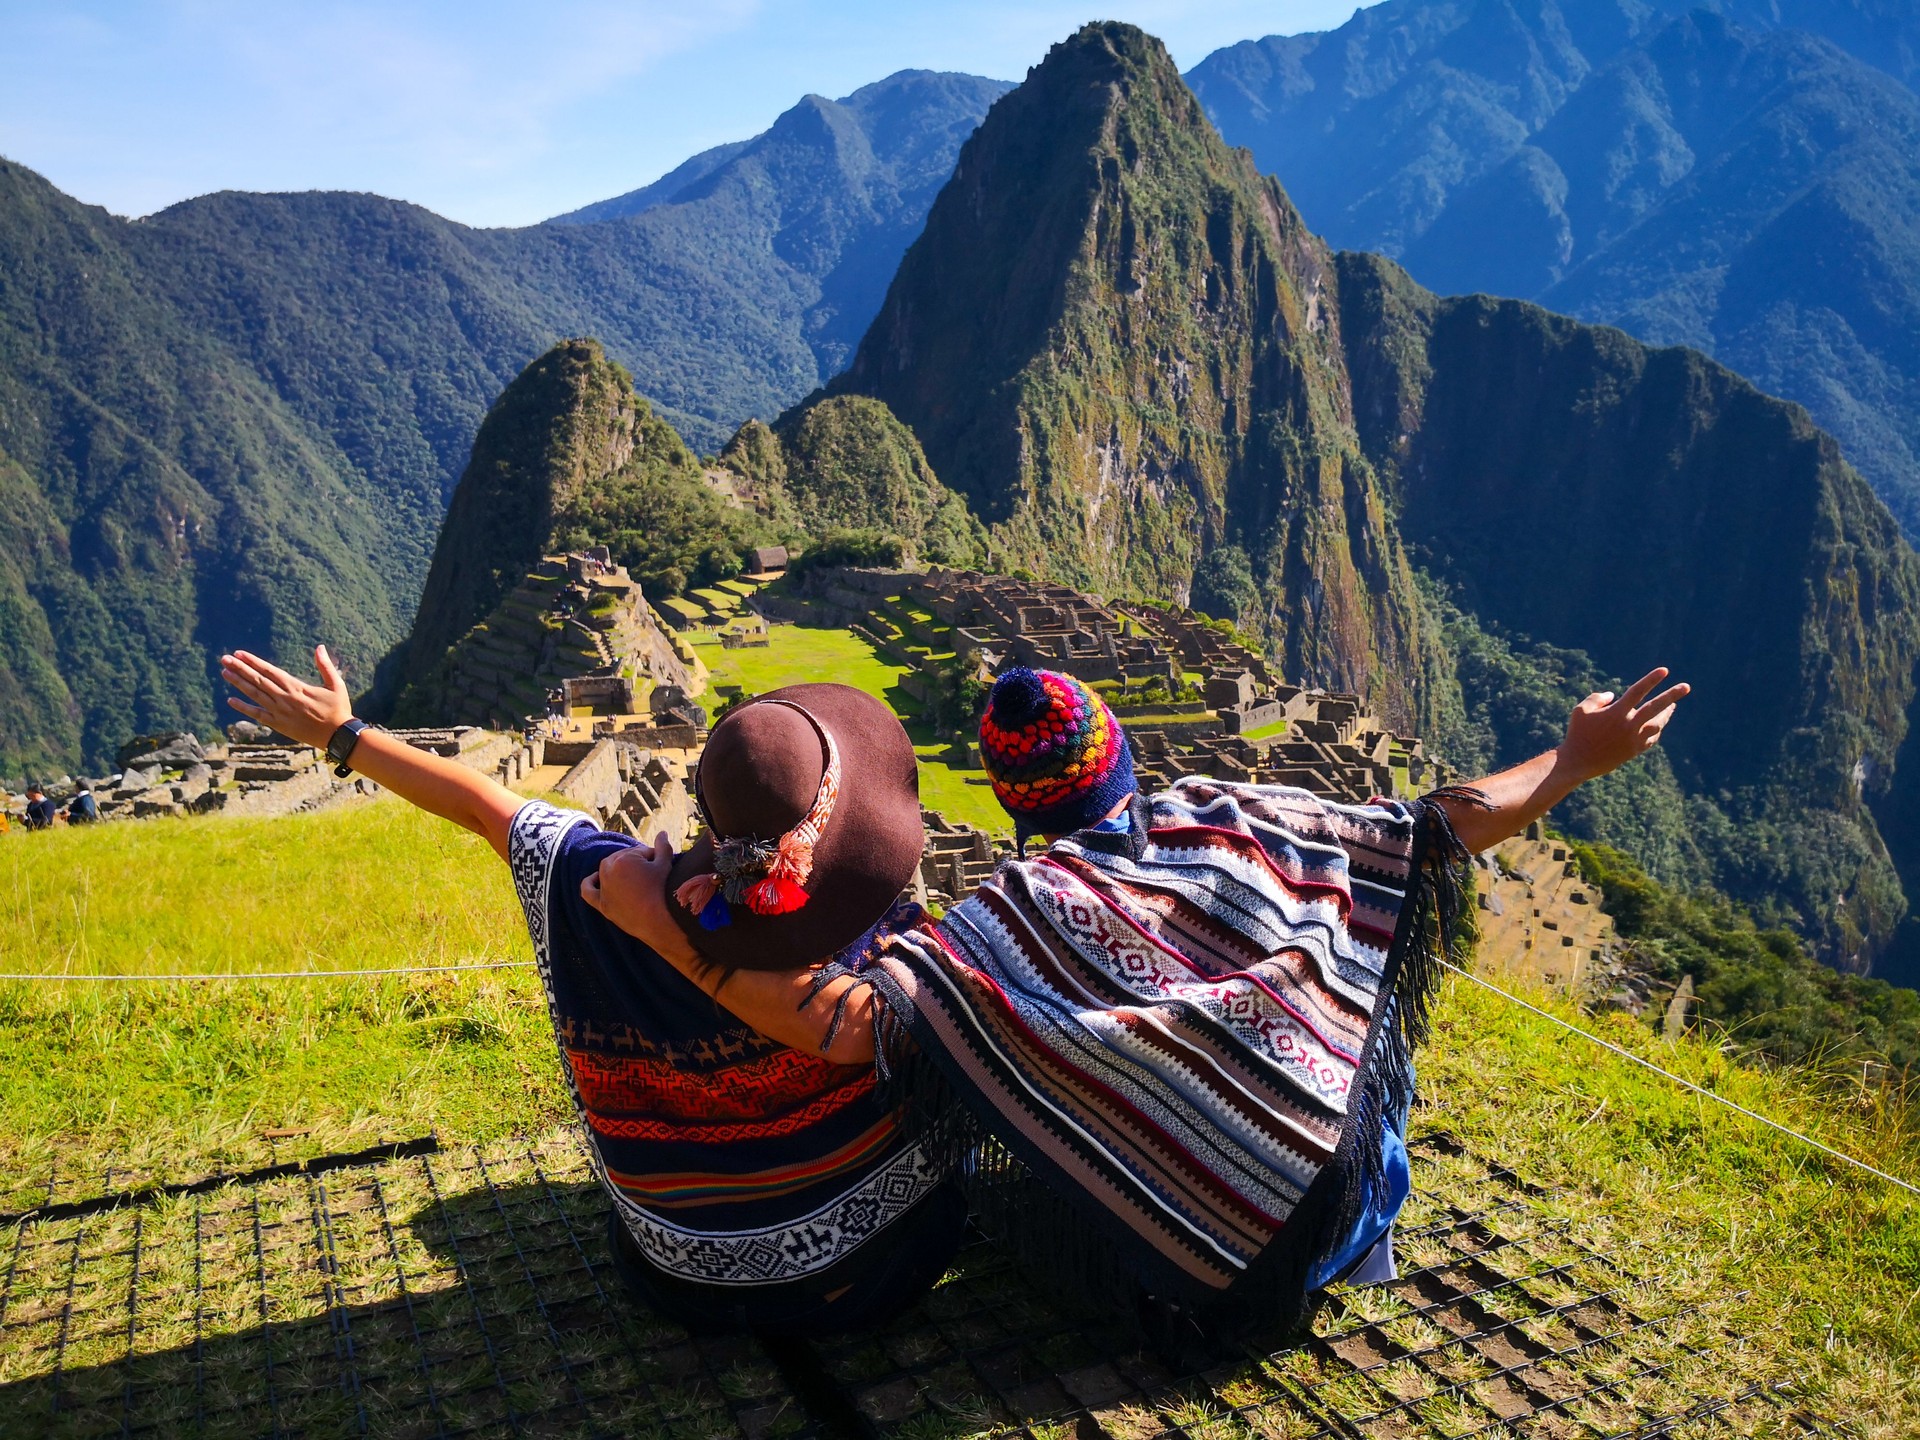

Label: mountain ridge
[1187,0,1920,538]
[747,20,1920,973]
[0,70,1005,776]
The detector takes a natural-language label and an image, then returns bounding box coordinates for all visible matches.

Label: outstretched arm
[220,647,525,861]
[1431,666,1689,855]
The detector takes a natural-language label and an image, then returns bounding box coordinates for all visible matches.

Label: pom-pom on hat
[978,667,1136,846]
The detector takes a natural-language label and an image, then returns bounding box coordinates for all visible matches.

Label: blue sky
[1,2,1382,228]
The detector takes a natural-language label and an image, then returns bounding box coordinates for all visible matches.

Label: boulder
[116,731,205,771]
[225,720,275,744]
[115,766,159,796]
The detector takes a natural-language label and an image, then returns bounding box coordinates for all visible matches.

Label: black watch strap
[326,718,369,778]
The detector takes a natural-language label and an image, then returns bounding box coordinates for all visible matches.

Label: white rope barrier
[0,961,536,981]
[1438,957,1920,1199]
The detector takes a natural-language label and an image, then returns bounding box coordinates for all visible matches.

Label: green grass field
[0,795,1913,1426]
[1,799,529,976]
[693,622,1012,835]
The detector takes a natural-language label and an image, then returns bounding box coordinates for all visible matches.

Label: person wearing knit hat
[978,667,1136,848]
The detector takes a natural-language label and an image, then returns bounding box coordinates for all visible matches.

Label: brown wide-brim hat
[668,683,923,971]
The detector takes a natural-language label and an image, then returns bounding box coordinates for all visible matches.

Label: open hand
[220,646,352,750]
[581,832,702,969]
[1558,667,1689,784]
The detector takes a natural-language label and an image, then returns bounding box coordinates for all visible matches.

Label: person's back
[22,789,55,830]
[218,646,966,1335]
[67,789,98,824]
[508,797,958,1325]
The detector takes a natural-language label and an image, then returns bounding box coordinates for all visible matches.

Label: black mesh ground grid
[0,1131,1829,1439]
[0,1132,822,1440]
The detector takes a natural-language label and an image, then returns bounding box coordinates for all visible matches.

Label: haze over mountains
[1188,0,1920,538]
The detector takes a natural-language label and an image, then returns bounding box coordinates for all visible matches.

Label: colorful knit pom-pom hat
[978,667,1136,848]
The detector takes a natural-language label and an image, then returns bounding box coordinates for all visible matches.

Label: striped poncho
[850,778,1476,1337]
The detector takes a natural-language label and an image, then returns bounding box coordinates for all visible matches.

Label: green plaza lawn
[690,621,1012,837]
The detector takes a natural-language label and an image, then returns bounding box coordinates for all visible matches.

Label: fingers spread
[226,697,264,718]
[1632,682,1690,721]
[220,662,273,706]
[1618,667,1670,710]
[224,652,291,698]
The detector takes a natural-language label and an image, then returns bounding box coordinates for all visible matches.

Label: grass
[0,799,530,976]
[0,799,1916,1426]
[694,622,1013,836]
[1239,717,1289,742]
[1419,973,1920,1429]
[0,799,566,1182]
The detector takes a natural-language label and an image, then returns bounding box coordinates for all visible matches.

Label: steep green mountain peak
[387,339,766,715]
[830,21,1432,724]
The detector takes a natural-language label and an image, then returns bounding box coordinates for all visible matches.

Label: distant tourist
[22,784,56,831]
[220,645,961,1336]
[67,785,99,825]
[594,660,1688,1359]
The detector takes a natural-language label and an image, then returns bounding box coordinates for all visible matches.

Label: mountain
[0,70,1004,776]
[755,21,1920,972]
[1186,0,1920,538]
[822,25,1439,730]
[388,338,758,721]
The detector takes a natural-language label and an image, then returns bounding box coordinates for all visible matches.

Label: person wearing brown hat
[219,646,967,1335]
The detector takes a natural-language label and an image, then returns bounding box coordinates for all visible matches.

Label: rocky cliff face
[827,22,1435,727]
[1338,251,1920,969]
[1188,1,1920,542]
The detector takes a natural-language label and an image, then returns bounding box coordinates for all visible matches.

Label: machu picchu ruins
[394,551,699,732]
[5,553,1618,1002]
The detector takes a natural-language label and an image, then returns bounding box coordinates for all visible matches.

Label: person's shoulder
[506,800,638,909]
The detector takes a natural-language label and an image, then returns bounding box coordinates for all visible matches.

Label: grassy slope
[0,798,529,976]
[1422,976,1918,1430]
[0,798,1912,1421]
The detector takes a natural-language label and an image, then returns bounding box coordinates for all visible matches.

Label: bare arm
[580,834,879,1063]
[220,646,525,861]
[1432,666,1690,855]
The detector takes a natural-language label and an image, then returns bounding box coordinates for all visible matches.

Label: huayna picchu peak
[730,21,1920,976]
[827,23,1438,731]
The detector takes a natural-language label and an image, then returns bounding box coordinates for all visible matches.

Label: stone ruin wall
[428,553,696,731]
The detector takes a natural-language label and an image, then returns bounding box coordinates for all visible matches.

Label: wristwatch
[326,718,370,778]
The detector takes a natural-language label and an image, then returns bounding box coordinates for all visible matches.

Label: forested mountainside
[746,22,1920,973]
[386,339,765,721]
[822,24,1440,732]
[0,71,1002,776]
[1186,0,1920,543]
